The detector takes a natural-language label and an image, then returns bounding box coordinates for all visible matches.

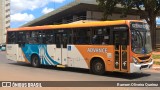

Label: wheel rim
[94,62,103,72]
[33,57,38,66]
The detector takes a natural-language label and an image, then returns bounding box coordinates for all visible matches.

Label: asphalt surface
[0,51,160,90]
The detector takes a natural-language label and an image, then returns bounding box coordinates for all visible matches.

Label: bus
[6,20,153,74]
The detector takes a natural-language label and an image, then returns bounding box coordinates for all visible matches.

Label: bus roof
[8,20,141,32]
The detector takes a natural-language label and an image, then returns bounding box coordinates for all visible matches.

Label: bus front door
[113,30,129,72]
[55,33,67,65]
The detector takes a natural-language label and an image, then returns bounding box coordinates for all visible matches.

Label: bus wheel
[31,55,40,68]
[91,59,105,75]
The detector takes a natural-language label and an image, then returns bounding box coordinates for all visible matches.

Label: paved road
[0,51,160,90]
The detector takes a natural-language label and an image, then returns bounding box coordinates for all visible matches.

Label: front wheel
[91,60,105,75]
[31,55,40,68]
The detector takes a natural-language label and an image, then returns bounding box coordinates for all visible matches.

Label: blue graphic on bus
[21,44,59,65]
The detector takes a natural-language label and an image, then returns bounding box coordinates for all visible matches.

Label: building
[0,0,10,44]
[23,0,140,27]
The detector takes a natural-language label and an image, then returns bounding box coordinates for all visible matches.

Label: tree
[96,0,160,50]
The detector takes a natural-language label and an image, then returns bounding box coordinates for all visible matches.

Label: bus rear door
[17,32,26,62]
[112,28,129,72]
[55,32,68,65]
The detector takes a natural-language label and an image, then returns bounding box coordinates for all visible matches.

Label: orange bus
[6,20,153,74]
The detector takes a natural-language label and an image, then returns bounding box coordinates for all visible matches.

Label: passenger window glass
[26,31,42,44]
[45,31,55,44]
[17,32,25,44]
[73,28,92,45]
[7,32,17,44]
[92,27,110,45]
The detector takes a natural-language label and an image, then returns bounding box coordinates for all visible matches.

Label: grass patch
[154,61,160,65]
[152,54,160,59]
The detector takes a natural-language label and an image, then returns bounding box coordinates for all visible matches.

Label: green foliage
[151,55,160,65]
[96,0,160,20]
[152,54,160,59]
[154,61,160,65]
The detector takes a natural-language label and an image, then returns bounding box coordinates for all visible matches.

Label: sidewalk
[148,64,160,73]
[152,64,160,70]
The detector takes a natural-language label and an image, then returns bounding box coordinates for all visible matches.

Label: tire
[31,55,40,68]
[91,59,105,75]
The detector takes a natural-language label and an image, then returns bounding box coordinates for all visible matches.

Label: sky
[157,17,160,25]
[11,0,74,28]
[11,0,160,28]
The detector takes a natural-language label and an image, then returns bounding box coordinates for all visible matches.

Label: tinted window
[92,27,110,45]
[7,32,17,44]
[44,30,55,44]
[73,28,92,44]
[26,31,42,44]
[17,32,26,44]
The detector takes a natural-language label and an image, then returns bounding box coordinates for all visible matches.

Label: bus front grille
[140,65,148,70]
[138,56,150,61]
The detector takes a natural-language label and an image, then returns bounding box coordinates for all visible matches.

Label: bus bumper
[130,60,153,73]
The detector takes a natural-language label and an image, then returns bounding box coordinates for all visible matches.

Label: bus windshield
[131,22,152,54]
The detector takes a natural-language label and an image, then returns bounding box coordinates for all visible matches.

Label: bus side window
[26,32,31,44]
[26,31,43,44]
[45,31,55,44]
[27,31,41,44]
[102,35,109,45]
[73,28,92,45]
[7,32,17,44]
[39,32,45,44]
[92,35,98,44]
[92,27,110,45]
[17,31,26,45]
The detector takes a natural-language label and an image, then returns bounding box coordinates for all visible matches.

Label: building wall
[0,1,3,44]
[86,11,140,20]
[63,11,140,24]
[0,0,10,44]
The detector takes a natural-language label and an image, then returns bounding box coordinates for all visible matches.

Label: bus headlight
[132,57,138,64]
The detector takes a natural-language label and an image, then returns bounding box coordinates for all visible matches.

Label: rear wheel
[31,55,40,68]
[91,59,105,75]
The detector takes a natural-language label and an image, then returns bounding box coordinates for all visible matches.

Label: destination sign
[130,22,149,30]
